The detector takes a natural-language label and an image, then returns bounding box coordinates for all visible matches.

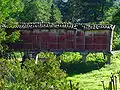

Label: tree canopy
[56,0,114,23]
[0,0,24,57]
[12,0,62,22]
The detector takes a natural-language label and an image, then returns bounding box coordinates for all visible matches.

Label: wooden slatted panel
[8,28,112,52]
[75,31,84,51]
[84,30,110,51]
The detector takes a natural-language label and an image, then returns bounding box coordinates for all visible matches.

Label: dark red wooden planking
[8,29,111,52]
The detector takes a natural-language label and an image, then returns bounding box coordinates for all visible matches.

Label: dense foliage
[0,0,24,57]
[104,5,120,50]
[56,0,114,23]
[12,0,62,22]
[0,53,69,90]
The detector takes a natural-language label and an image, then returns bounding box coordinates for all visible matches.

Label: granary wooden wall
[6,22,115,53]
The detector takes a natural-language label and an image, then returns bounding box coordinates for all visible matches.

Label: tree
[0,0,24,57]
[49,4,62,23]
[56,0,114,23]
[12,0,62,22]
[110,7,120,50]
[103,3,120,49]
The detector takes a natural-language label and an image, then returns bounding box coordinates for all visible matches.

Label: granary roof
[1,22,115,30]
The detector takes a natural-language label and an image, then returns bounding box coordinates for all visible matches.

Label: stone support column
[22,51,39,64]
[103,52,113,64]
[106,52,113,64]
[80,52,89,63]
[54,51,63,63]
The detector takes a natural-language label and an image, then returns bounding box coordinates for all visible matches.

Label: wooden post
[101,81,105,90]
[69,80,73,90]
[115,76,117,90]
[109,25,115,51]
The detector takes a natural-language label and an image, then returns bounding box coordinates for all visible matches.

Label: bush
[60,52,82,63]
[60,53,106,75]
[0,53,70,90]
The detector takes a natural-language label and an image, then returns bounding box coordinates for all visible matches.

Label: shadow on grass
[60,60,106,76]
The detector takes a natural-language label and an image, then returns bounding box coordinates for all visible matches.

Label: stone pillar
[106,52,113,64]
[54,51,63,63]
[21,51,29,68]
[80,52,89,63]
[103,53,106,59]
[35,54,39,64]
[22,51,38,61]
[30,52,38,60]
[21,51,39,67]
[54,51,63,56]
[22,51,29,61]
[28,51,39,64]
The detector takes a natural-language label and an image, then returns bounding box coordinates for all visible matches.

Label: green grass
[67,52,120,90]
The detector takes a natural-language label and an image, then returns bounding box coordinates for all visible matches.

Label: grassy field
[67,52,120,90]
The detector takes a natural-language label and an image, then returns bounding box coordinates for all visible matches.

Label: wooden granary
[5,22,115,63]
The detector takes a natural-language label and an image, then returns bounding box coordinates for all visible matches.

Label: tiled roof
[1,22,115,30]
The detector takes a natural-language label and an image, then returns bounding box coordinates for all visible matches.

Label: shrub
[0,53,70,90]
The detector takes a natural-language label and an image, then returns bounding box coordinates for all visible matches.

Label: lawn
[67,52,120,90]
